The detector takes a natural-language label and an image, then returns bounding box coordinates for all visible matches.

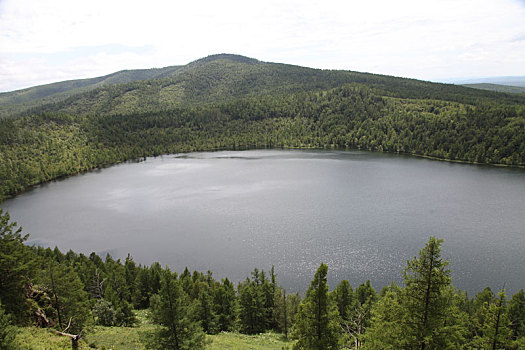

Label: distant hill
[462,83,525,94]
[2,53,523,118]
[456,76,525,87]
[0,65,183,115]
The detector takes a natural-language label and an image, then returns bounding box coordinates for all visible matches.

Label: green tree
[362,284,407,349]
[238,275,266,334]
[331,279,355,322]
[349,280,377,348]
[213,277,237,332]
[39,261,90,333]
[402,236,464,349]
[145,268,206,350]
[0,209,36,324]
[92,298,116,326]
[115,299,137,326]
[292,263,341,349]
[194,281,218,334]
[508,289,525,341]
[275,288,290,339]
[470,289,512,349]
[364,239,468,349]
[124,254,138,303]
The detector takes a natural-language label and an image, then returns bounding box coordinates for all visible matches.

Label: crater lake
[2,149,525,294]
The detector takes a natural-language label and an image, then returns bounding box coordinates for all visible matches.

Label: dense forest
[1,210,525,349]
[1,55,525,201]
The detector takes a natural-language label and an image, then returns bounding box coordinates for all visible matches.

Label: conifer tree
[331,279,355,322]
[195,281,218,334]
[124,254,137,303]
[470,289,512,349]
[292,263,341,350]
[275,288,290,338]
[0,209,35,324]
[362,285,407,349]
[238,276,266,334]
[508,289,525,342]
[213,278,237,332]
[39,261,90,333]
[146,268,206,350]
[402,236,464,349]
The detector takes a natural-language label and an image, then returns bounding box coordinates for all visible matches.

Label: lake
[2,149,525,294]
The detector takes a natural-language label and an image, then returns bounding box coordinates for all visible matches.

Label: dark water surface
[3,150,525,294]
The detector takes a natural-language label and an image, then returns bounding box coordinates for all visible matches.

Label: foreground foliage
[2,209,525,349]
[13,326,293,350]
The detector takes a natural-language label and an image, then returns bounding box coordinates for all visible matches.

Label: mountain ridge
[3,53,524,118]
[461,83,525,94]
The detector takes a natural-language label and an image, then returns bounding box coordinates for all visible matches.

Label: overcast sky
[1,0,524,92]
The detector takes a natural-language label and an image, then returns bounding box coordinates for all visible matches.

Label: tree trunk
[492,292,504,350]
[421,242,436,350]
[283,289,288,340]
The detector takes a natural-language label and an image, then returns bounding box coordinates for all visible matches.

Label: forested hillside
[1,57,525,202]
[1,54,525,201]
[0,65,184,116]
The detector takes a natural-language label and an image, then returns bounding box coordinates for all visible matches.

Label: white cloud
[0,0,524,91]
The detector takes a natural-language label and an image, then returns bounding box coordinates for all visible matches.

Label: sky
[0,0,524,92]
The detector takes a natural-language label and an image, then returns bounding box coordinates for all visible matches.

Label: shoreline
[1,145,524,204]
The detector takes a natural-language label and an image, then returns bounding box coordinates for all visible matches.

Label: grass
[14,311,295,349]
[208,332,293,350]
[14,328,293,350]
[15,327,77,350]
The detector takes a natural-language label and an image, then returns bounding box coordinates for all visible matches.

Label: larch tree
[401,236,465,349]
[145,268,206,350]
[292,263,341,350]
[0,209,36,324]
[213,277,237,332]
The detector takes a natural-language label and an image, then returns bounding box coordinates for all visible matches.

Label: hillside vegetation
[0,65,183,116]
[1,54,525,202]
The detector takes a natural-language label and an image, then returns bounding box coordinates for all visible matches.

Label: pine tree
[362,285,408,349]
[292,263,341,350]
[508,289,525,341]
[195,281,218,334]
[0,209,35,324]
[124,254,137,303]
[470,289,512,349]
[275,288,290,339]
[331,279,355,322]
[238,276,266,334]
[145,268,206,350]
[402,236,463,349]
[39,261,90,333]
[363,239,468,349]
[213,278,237,332]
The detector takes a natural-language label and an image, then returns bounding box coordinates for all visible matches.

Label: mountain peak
[188,54,260,66]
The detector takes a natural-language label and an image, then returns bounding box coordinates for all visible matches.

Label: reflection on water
[2,150,525,293]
